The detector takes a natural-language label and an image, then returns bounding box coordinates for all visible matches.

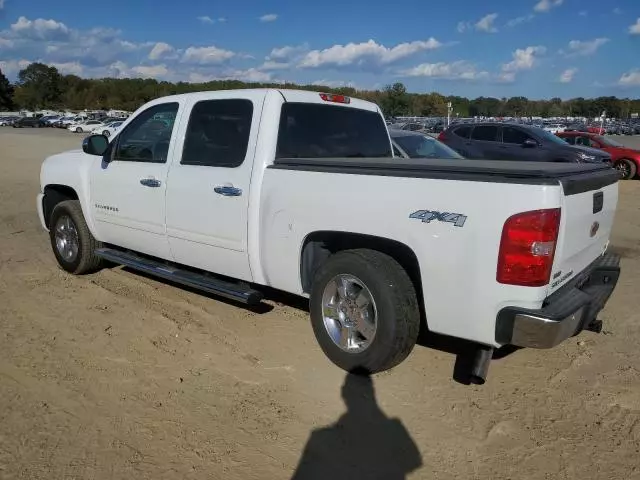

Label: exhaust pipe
[469,345,494,385]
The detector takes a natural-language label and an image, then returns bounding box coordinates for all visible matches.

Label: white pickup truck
[38,89,621,383]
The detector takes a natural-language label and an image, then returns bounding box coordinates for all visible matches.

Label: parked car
[68,120,105,133]
[438,122,612,164]
[0,116,18,126]
[37,89,621,384]
[390,129,463,159]
[542,124,567,134]
[557,131,640,179]
[13,117,45,128]
[91,121,123,138]
[587,125,606,135]
[388,122,426,132]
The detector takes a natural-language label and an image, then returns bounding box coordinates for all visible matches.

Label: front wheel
[103,130,111,137]
[309,249,420,374]
[75,127,82,133]
[615,159,637,180]
[49,200,103,274]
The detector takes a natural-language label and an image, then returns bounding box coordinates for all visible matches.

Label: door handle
[140,178,162,187]
[214,185,242,197]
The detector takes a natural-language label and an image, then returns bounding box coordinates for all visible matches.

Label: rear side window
[453,125,472,139]
[276,103,391,159]
[471,125,498,142]
[181,99,253,168]
[471,125,499,142]
[502,126,534,145]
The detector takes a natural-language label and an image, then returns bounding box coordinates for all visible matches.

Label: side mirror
[523,139,538,148]
[82,134,109,156]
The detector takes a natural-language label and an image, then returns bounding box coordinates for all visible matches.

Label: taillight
[497,208,561,287]
[438,131,446,141]
[319,93,350,104]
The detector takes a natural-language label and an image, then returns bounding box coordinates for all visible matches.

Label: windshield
[597,136,624,147]
[533,127,569,145]
[394,134,463,159]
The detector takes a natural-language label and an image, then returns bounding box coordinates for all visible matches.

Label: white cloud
[506,14,535,27]
[259,14,278,22]
[267,44,309,61]
[613,8,622,15]
[457,21,470,33]
[10,16,70,41]
[579,10,587,16]
[148,42,176,60]
[630,18,640,35]
[534,0,563,13]
[563,38,609,56]
[501,45,546,81]
[0,0,5,10]
[197,16,214,24]
[619,70,640,86]
[131,64,169,78]
[181,45,235,64]
[400,61,489,80]
[0,37,14,48]
[475,13,498,33]
[559,68,577,83]
[311,79,357,89]
[49,61,84,76]
[259,60,291,70]
[298,38,442,68]
[0,59,32,76]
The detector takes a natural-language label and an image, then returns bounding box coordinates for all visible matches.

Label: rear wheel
[103,130,111,137]
[309,249,420,374]
[76,127,82,133]
[615,159,637,180]
[49,200,103,274]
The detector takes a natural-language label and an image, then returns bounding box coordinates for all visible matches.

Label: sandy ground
[1,128,640,480]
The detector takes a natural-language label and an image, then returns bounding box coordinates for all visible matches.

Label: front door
[90,101,181,259]
[165,92,265,281]
[499,125,544,161]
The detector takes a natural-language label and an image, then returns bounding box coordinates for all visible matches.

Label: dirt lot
[1,128,640,479]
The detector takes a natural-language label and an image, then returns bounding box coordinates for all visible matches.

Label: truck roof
[138,88,380,113]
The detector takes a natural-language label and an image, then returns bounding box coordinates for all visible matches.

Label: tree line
[0,62,639,119]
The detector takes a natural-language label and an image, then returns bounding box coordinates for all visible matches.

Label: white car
[91,121,124,138]
[68,120,104,133]
[37,88,621,384]
[543,124,567,134]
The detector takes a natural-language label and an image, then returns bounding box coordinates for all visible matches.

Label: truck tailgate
[549,169,619,294]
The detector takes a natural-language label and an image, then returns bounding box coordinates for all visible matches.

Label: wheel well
[43,185,79,228]
[300,231,424,306]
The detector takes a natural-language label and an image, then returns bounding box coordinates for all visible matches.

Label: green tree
[16,63,63,109]
[0,68,14,111]
[380,82,409,116]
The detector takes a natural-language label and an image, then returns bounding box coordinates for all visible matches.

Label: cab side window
[112,103,179,163]
[181,99,253,168]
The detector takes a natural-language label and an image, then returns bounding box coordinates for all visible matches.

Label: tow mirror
[82,134,109,156]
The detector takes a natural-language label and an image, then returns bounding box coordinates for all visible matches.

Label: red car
[556,131,640,180]
[587,126,606,135]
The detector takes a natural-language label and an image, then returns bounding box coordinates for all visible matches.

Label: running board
[95,248,263,305]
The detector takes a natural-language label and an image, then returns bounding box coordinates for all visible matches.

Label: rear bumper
[496,252,620,349]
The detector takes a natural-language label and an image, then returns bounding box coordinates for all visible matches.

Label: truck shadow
[112,265,520,384]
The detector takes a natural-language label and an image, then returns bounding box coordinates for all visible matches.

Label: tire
[49,200,103,274]
[615,159,637,180]
[76,127,82,133]
[103,130,110,137]
[309,249,420,374]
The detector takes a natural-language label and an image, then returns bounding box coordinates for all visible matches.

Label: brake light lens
[319,93,350,104]
[438,131,446,141]
[497,208,561,287]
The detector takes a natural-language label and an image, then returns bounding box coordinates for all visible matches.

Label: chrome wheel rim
[54,215,79,262]
[616,162,630,179]
[321,274,377,353]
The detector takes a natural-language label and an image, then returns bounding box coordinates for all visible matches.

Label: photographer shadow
[291,372,423,480]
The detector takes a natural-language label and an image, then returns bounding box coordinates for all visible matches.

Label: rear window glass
[453,125,472,139]
[276,103,391,158]
[471,125,499,142]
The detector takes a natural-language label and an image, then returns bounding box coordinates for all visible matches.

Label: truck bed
[270,158,619,194]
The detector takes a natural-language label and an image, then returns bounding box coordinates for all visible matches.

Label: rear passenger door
[468,125,500,159]
[164,93,265,282]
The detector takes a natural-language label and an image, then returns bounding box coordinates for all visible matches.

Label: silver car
[390,129,464,159]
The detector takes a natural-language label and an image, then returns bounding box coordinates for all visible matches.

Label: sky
[0,0,639,99]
